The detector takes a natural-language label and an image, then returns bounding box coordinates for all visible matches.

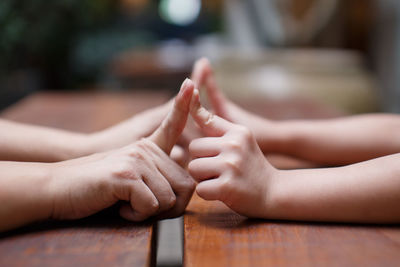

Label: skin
[0,94,186,163]
[188,89,400,223]
[0,79,196,232]
[191,58,400,166]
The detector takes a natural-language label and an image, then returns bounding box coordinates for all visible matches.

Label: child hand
[188,89,278,218]
[191,58,274,149]
[49,79,196,222]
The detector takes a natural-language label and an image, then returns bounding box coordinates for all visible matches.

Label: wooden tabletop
[0,91,171,267]
[183,100,400,267]
[2,91,400,267]
[184,195,400,267]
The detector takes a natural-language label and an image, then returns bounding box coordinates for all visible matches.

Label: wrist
[89,119,144,154]
[262,168,289,219]
[86,131,110,154]
[257,120,291,154]
[29,163,56,222]
[50,133,96,161]
[45,161,82,220]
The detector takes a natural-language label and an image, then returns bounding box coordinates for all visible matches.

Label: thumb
[149,78,194,154]
[190,89,234,137]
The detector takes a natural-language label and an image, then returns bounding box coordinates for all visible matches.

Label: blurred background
[1,0,400,114]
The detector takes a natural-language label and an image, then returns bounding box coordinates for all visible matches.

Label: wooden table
[184,195,400,267]
[1,91,400,267]
[183,99,400,267]
[0,91,171,267]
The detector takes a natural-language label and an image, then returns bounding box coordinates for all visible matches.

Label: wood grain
[184,194,400,267]
[0,91,171,267]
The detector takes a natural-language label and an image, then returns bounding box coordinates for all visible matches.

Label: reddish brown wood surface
[184,101,400,267]
[184,195,400,267]
[0,91,171,267]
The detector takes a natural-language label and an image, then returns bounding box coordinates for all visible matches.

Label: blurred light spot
[159,0,201,26]
[249,66,292,99]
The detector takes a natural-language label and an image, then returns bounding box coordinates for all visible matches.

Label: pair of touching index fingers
[137,76,231,220]
[141,77,244,219]
[149,76,233,163]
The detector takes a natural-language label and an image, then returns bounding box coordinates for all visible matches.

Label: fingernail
[182,78,191,87]
[191,89,200,109]
[178,78,190,98]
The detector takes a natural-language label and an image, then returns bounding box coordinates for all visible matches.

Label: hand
[191,58,273,147]
[48,79,196,222]
[89,98,173,152]
[89,93,198,167]
[188,89,278,218]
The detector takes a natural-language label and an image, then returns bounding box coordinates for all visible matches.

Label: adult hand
[49,79,196,222]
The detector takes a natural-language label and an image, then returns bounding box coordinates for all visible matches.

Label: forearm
[71,101,171,154]
[0,161,53,231]
[267,153,400,223]
[261,114,400,165]
[0,119,96,162]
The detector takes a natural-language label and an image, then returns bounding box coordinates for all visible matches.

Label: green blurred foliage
[0,0,117,87]
[0,0,221,89]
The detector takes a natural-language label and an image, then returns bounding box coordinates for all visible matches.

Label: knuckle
[134,139,147,150]
[180,176,196,193]
[225,140,241,151]
[167,194,177,208]
[218,178,233,202]
[235,126,253,142]
[136,138,155,153]
[222,156,242,174]
[113,160,136,180]
[219,178,230,190]
[186,177,197,191]
[128,143,147,159]
[148,200,160,214]
[176,171,197,192]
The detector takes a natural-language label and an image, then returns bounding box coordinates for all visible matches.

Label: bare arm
[192,58,400,165]
[0,100,172,162]
[263,114,400,165]
[0,119,91,162]
[0,79,196,232]
[0,161,53,231]
[269,153,400,223]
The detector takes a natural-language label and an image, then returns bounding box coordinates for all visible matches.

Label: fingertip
[194,57,209,70]
[195,183,205,199]
[189,89,212,128]
[183,77,194,88]
[200,58,212,74]
[196,182,215,201]
[192,58,212,87]
[190,89,201,113]
[177,78,195,107]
